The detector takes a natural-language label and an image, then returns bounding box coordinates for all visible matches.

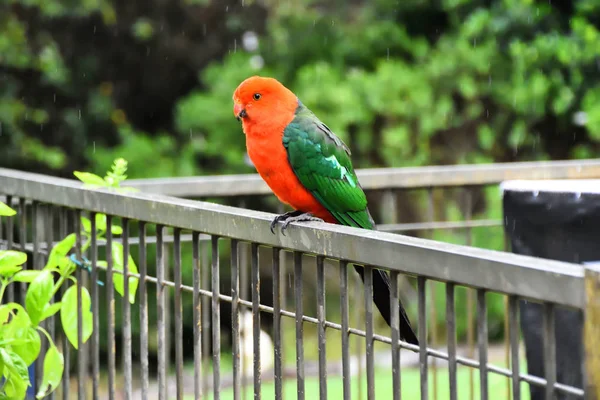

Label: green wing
[283,101,374,230]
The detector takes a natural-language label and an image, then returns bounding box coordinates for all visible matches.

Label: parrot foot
[270,210,304,234]
[278,212,324,235]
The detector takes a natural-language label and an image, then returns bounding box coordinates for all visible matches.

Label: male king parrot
[233,76,418,345]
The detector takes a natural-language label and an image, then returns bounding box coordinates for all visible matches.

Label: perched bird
[233,76,418,345]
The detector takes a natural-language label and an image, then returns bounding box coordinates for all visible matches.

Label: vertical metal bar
[272,248,283,400]
[122,219,133,400]
[106,215,116,400]
[32,202,41,395]
[156,225,167,400]
[59,208,69,400]
[19,198,26,300]
[251,243,261,399]
[464,189,475,400]
[316,256,327,400]
[543,303,556,400]
[231,239,241,400]
[477,289,488,400]
[447,282,457,400]
[294,252,305,400]
[418,277,428,400]
[340,261,351,400]
[508,296,521,400]
[202,238,211,396]
[364,266,375,400]
[5,196,13,302]
[503,236,512,400]
[390,271,401,400]
[45,206,56,400]
[18,198,27,303]
[74,211,86,400]
[192,232,203,400]
[212,235,221,400]
[173,229,184,400]
[90,214,100,400]
[138,222,149,400]
[427,188,438,400]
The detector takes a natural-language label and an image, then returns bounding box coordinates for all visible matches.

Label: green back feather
[283,101,374,230]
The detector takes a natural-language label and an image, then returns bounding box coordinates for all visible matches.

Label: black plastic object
[502,180,600,400]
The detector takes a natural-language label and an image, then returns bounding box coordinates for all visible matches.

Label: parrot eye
[253,93,261,100]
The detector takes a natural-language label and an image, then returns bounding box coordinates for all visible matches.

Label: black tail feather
[354,265,419,345]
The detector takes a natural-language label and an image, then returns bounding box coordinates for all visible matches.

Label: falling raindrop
[40,124,43,131]
[79,109,82,119]
[386,48,390,61]
[473,38,477,47]
[53,94,56,103]
[93,141,96,154]
[93,25,96,34]
[233,39,237,53]
[249,55,264,70]
[486,109,489,118]
[225,5,229,12]
[243,31,259,52]
[190,129,193,139]
[533,190,539,197]
[488,75,492,86]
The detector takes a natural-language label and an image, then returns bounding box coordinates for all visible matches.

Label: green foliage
[0,159,138,398]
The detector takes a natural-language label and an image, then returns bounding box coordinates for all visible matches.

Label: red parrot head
[232,76,298,133]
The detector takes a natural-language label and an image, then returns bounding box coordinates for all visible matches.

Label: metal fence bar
[212,235,221,400]
[508,296,521,400]
[192,232,203,400]
[478,290,489,400]
[447,282,457,400]
[201,237,211,397]
[251,243,262,399]
[0,168,585,308]
[138,221,150,400]
[74,211,86,400]
[91,212,100,400]
[106,215,116,400]
[5,195,13,303]
[44,205,56,400]
[339,261,351,400]
[124,159,600,197]
[18,197,26,301]
[390,270,401,400]
[231,239,241,400]
[543,304,557,400]
[294,252,305,400]
[59,207,69,400]
[156,225,167,400]
[272,247,283,400]
[316,255,327,400]
[122,219,133,400]
[174,228,184,400]
[418,277,428,400]
[364,266,375,399]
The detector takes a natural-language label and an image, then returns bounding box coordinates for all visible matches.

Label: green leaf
[60,285,93,349]
[0,250,28,267]
[111,242,139,304]
[36,345,64,399]
[95,213,107,232]
[25,269,54,325]
[0,264,22,277]
[73,171,106,187]
[41,302,62,320]
[111,225,123,235]
[13,270,42,283]
[0,303,28,326]
[0,202,16,217]
[12,326,41,366]
[46,233,76,270]
[0,348,30,399]
[80,217,92,234]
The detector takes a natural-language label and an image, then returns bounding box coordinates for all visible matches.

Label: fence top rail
[123,159,600,197]
[0,167,585,308]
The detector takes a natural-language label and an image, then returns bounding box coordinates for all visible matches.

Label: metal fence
[0,160,599,400]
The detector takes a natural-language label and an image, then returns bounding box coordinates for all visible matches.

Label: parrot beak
[234,103,247,121]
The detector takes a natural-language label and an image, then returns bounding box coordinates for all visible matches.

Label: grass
[191,364,532,400]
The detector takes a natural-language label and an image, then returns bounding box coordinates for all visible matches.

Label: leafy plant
[0,158,139,399]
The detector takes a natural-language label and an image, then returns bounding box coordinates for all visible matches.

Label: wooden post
[584,263,600,400]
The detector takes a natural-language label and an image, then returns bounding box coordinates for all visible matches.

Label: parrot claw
[279,212,324,235]
[270,210,303,234]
